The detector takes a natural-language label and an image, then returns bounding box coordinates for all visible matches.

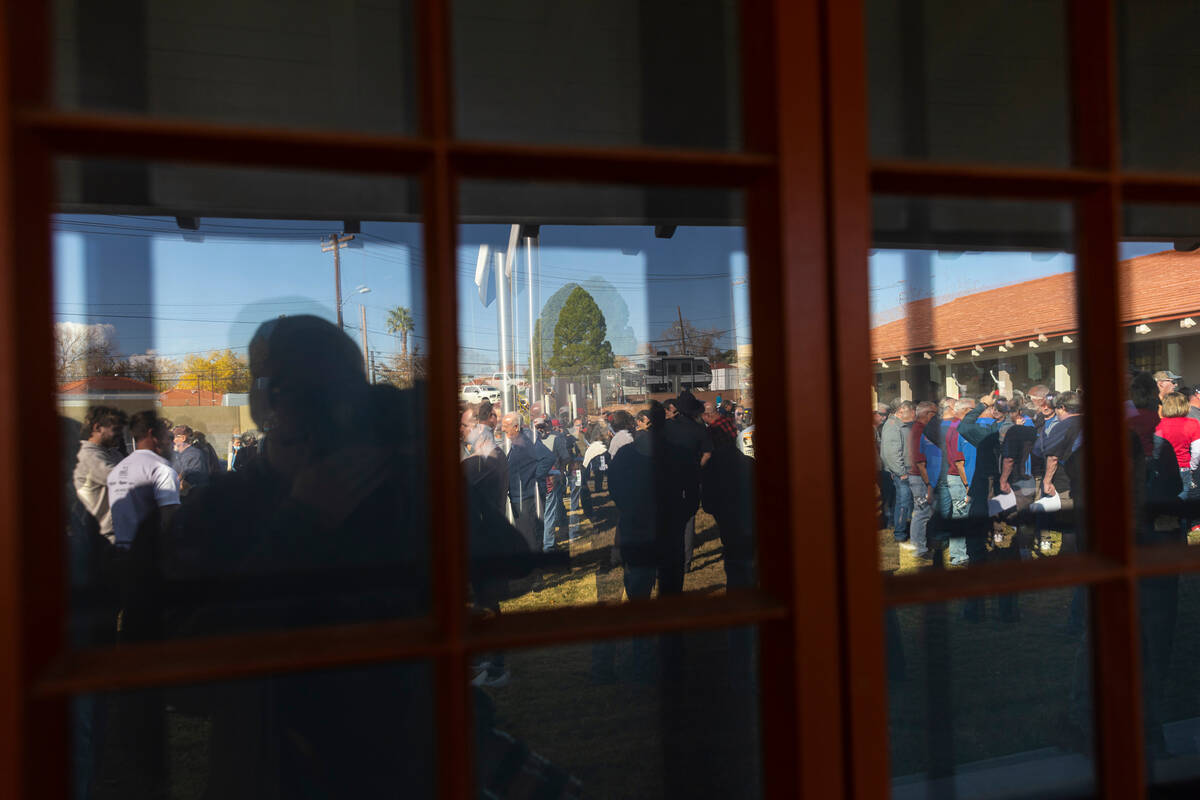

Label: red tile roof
[871,249,1200,360]
[58,376,158,394]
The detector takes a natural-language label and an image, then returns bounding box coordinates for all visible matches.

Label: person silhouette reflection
[156,314,431,799]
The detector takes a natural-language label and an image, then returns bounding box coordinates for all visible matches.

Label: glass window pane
[866,0,1070,165]
[1121,205,1200,553]
[474,627,759,798]
[1119,0,1200,172]
[1143,574,1200,793]
[73,661,433,798]
[887,589,1096,797]
[54,0,418,133]
[458,182,756,613]
[453,1,743,150]
[57,160,429,647]
[870,197,1082,573]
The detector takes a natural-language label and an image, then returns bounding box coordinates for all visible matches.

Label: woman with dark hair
[610,406,658,599]
[609,400,693,600]
[608,409,636,458]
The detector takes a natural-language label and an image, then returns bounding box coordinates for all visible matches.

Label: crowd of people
[61,313,764,797]
[874,367,1200,758]
[875,368,1200,583]
[460,392,758,685]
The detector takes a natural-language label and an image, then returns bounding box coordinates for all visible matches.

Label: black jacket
[610,430,698,567]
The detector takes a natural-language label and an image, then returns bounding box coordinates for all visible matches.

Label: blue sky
[869,240,1173,325]
[55,216,425,363]
[55,213,1168,375]
[53,216,750,376]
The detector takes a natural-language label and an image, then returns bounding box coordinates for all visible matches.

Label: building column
[1054,350,1072,392]
[899,378,912,402]
[997,369,1013,398]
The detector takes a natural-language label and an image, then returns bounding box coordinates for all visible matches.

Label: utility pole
[322,233,355,329]
[359,303,370,376]
[525,234,538,410]
[677,306,687,353]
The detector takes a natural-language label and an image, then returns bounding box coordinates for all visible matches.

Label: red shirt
[1154,416,1200,468]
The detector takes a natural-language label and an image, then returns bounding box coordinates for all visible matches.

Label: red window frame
[1,1,1192,799]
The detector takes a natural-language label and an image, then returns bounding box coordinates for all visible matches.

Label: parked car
[461,384,502,404]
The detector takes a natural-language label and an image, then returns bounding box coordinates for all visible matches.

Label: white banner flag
[474,244,495,307]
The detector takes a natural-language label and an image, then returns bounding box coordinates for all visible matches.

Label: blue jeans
[543,474,565,552]
[891,472,913,541]
[945,475,971,565]
[912,475,954,557]
[567,468,585,539]
[907,475,933,553]
[590,456,607,493]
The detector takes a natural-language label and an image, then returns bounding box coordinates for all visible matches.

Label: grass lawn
[497,486,731,614]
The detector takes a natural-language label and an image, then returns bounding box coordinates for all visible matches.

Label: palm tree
[385,305,415,378]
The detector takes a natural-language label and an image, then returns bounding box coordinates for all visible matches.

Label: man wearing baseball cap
[170,424,211,495]
[1186,384,1200,422]
[1154,370,1182,401]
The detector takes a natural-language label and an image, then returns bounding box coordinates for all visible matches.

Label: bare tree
[655,317,728,362]
[54,322,118,381]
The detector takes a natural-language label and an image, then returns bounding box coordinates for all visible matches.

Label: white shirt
[106,448,181,549]
[583,440,608,469]
[608,429,634,458]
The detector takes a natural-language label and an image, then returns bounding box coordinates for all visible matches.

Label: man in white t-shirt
[107,410,181,550]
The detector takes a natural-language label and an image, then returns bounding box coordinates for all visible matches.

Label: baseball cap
[1154,370,1182,382]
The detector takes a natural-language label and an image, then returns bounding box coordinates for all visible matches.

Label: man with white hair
[501,412,553,552]
[461,405,507,514]
[1155,370,1182,401]
[462,404,513,687]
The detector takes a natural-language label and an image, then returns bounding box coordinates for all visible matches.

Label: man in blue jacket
[501,412,554,553]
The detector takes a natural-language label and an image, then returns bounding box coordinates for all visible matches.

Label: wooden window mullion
[412,0,474,798]
[819,0,891,797]
[1067,0,1145,795]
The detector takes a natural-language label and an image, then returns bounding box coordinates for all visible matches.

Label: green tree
[548,287,614,375]
[385,305,415,375]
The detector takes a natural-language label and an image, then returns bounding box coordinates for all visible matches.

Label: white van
[461,385,501,404]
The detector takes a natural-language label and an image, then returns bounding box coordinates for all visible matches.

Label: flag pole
[495,251,512,415]
[525,235,537,411]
